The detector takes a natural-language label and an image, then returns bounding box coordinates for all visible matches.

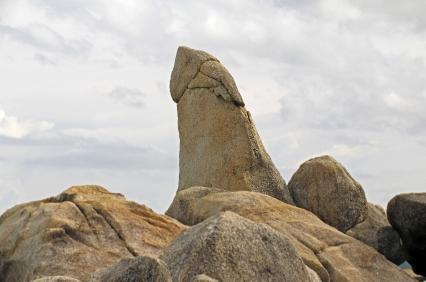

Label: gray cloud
[107,86,146,108]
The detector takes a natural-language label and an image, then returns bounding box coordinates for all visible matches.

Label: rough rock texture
[387,193,426,276]
[190,274,219,282]
[92,255,171,282]
[32,277,81,282]
[288,155,367,231]
[161,211,310,282]
[166,186,415,282]
[346,203,407,264]
[170,46,293,204]
[0,185,185,282]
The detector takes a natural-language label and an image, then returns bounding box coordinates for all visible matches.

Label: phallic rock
[387,193,426,276]
[161,211,310,282]
[170,46,294,204]
[166,186,415,282]
[346,203,407,264]
[288,155,368,232]
[0,185,185,282]
[91,255,171,282]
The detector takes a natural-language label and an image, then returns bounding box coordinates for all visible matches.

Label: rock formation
[288,155,368,232]
[170,46,293,204]
[0,46,424,281]
[166,186,415,282]
[0,185,185,282]
[387,193,426,276]
[346,202,407,264]
[161,211,311,282]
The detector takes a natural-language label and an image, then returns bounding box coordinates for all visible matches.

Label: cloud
[0,109,54,138]
[107,86,146,108]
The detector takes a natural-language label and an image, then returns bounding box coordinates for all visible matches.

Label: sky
[1,0,426,214]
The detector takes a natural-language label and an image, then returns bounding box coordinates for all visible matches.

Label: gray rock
[347,203,407,264]
[161,211,310,282]
[92,255,171,282]
[388,193,426,276]
[170,46,293,204]
[288,155,368,232]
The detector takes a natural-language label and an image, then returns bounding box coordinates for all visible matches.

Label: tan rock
[346,203,407,264]
[0,185,185,282]
[166,186,415,282]
[170,46,293,203]
[161,211,310,282]
[288,155,368,231]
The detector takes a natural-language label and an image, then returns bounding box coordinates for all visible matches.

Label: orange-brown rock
[0,185,185,282]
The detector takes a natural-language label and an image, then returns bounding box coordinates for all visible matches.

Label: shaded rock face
[346,203,407,264]
[161,211,310,282]
[170,46,293,204]
[92,255,172,282]
[387,193,426,276]
[288,155,368,232]
[166,186,415,282]
[0,185,185,282]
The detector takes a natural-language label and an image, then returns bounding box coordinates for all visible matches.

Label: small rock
[288,155,368,232]
[92,255,171,282]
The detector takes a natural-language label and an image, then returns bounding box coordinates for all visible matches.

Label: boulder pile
[0,46,424,281]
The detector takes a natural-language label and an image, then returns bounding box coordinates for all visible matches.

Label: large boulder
[0,185,185,282]
[387,193,426,276]
[166,186,415,282]
[346,203,407,264]
[170,46,293,204]
[91,255,172,282]
[161,211,311,282]
[288,155,367,232]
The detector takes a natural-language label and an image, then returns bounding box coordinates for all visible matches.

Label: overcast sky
[1,0,426,214]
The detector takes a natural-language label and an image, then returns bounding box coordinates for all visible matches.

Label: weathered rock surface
[166,186,415,282]
[288,155,367,231]
[32,277,81,282]
[170,46,293,203]
[0,185,185,282]
[346,202,407,264]
[161,211,310,282]
[388,193,426,276]
[190,274,218,282]
[91,255,171,282]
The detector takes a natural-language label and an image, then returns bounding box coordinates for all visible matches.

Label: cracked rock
[169,46,294,204]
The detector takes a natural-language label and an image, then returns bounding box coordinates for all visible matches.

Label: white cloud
[0,109,53,138]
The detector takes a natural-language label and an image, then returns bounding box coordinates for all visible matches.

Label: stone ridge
[170,46,244,106]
